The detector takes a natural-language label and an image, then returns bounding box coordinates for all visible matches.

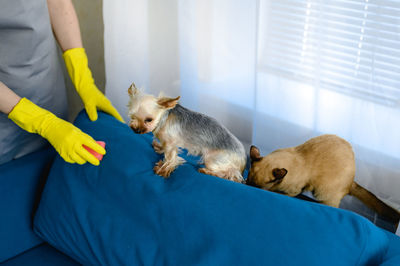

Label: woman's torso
[0,0,68,164]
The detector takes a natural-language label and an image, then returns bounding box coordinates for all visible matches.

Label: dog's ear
[272,168,287,180]
[128,83,139,96]
[157,96,180,109]
[250,145,262,162]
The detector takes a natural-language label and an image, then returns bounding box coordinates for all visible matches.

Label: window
[258,0,400,106]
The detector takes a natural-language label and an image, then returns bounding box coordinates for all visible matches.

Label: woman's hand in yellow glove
[77,81,123,123]
[63,47,125,123]
[8,98,105,166]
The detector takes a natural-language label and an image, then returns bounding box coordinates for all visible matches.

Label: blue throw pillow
[33,111,396,265]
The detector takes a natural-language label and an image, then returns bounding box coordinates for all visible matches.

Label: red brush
[83,141,106,161]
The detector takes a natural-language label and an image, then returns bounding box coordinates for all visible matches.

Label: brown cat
[247,134,400,222]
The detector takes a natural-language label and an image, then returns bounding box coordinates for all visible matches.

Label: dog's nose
[131,127,141,134]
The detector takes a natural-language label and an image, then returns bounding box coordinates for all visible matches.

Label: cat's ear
[250,146,262,162]
[272,168,287,180]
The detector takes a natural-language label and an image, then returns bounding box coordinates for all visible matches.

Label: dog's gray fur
[165,104,244,153]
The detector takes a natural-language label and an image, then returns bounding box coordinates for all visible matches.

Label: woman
[0,0,123,165]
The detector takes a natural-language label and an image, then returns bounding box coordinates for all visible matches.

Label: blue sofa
[1,111,400,265]
[0,146,80,265]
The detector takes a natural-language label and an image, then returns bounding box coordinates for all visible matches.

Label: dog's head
[127,83,180,134]
[246,145,288,190]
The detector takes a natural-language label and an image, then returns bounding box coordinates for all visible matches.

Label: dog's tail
[349,182,400,223]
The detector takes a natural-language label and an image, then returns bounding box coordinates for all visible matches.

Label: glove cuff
[63,47,95,94]
[8,98,55,136]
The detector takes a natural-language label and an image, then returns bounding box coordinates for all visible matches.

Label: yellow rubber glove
[8,98,105,166]
[63,47,124,123]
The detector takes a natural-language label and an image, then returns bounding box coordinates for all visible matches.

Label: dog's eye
[145,118,153,123]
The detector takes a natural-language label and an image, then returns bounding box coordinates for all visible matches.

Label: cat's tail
[349,182,400,223]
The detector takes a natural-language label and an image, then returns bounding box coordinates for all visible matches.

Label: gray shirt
[0,0,68,164]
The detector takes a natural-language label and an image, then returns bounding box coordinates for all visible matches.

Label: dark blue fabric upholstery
[33,111,400,265]
[0,146,55,262]
[381,231,400,266]
[2,243,79,266]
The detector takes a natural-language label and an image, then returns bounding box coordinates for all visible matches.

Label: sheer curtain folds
[104,0,400,212]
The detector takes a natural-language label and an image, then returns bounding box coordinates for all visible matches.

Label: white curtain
[103,0,400,216]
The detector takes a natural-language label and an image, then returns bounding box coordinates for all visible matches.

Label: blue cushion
[2,243,79,266]
[0,146,56,262]
[34,111,398,265]
[381,231,400,266]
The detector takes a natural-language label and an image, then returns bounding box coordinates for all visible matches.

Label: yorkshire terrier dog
[127,83,246,183]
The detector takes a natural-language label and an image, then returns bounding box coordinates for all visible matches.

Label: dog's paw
[152,140,164,154]
[153,160,174,178]
[230,175,245,184]
[198,167,213,175]
[153,160,165,176]
[198,168,244,183]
